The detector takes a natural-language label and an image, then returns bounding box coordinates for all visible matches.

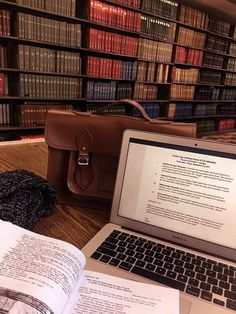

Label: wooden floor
[0,140,110,249]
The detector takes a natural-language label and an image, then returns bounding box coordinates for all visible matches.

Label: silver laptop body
[82,129,236,314]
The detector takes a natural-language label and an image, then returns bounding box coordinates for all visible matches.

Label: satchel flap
[45,110,196,156]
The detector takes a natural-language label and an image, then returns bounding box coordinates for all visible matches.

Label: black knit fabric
[0,170,56,230]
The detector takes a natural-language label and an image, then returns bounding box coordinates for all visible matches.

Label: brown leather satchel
[45,99,196,209]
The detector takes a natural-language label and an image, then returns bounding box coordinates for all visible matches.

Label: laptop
[82,129,236,314]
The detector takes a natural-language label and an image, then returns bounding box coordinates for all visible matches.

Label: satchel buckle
[78,152,89,166]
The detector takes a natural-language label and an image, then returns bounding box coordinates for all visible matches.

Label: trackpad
[180,297,192,314]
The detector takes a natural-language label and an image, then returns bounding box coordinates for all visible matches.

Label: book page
[0,220,86,314]
[66,270,179,314]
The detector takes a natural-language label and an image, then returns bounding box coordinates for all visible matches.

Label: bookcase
[0,0,236,140]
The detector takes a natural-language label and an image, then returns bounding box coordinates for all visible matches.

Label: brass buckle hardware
[78,152,89,166]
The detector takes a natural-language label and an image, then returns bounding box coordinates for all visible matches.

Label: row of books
[207,17,231,36]
[195,87,220,100]
[0,103,10,126]
[87,28,138,56]
[88,0,141,32]
[12,0,76,16]
[202,52,224,69]
[86,103,126,115]
[0,45,7,68]
[195,103,217,116]
[227,58,236,72]
[17,104,74,127]
[178,4,208,29]
[136,62,169,83]
[18,74,82,98]
[222,89,236,100]
[86,80,132,100]
[138,39,173,63]
[0,10,10,36]
[197,120,215,133]
[165,102,192,119]
[174,46,203,66]
[218,119,235,131]
[0,73,8,96]
[177,27,206,49]
[17,13,81,47]
[140,15,176,42]
[170,84,195,100]
[171,67,199,83]
[200,70,222,85]
[86,56,136,80]
[111,0,141,9]
[206,35,228,54]
[141,0,178,19]
[18,45,81,74]
[218,103,236,115]
[224,73,236,86]
[134,83,159,100]
[229,43,236,57]
[133,102,160,119]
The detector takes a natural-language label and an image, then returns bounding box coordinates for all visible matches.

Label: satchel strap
[73,99,162,124]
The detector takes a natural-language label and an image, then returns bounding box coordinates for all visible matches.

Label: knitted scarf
[0,170,56,230]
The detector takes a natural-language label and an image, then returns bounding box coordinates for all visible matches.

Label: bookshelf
[0,0,236,140]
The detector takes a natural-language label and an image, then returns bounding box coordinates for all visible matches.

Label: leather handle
[92,99,156,123]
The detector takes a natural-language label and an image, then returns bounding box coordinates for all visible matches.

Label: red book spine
[0,73,4,96]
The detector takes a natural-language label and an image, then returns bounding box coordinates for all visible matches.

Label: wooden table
[0,140,110,249]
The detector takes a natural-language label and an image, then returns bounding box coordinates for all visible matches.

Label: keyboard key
[185,270,195,278]
[106,237,119,244]
[206,270,216,278]
[186,285,200,297]
[166,271,177,279]
[131,266,185,291]
[126,249,135,256]
[134,253,144,259]
[145,263,156,271]
[116,253,126,260]
[91,251,102,260]
[127,244,136,250]
[230,278,236,285]
[97,246,117,257]
[192,259,201,266]
[164,262,174,270]
[136,247,145,253]
[154,259,164,267]
[219,280,230,290]
[201,290,212,302]
[224,268,234,276]
[213,265,223,273]
[174,259,184,267]
[144,256,154,263]
[174,266,184,274]
[109,258,120,266]
[126,257,136,264]
[162,249,171,256]
[226,299,236,311]
[188,278,199,287]
[196,273,206,282]
[101,241,117,250]
[232,285,236,293]
[200,282,211,291]
[225,290,236,301]
[100,255,111,263]
[195,266,205,274]
[171,252,181,259]
[217,273,228,281]
[154,253,164,260]
[185,263,194,270]
[212,286,223,295]
[119,241,127,247]
[196,256,206,261]
[213,299,225,306]
[164,256,174,263]
[135,260,145,267]
[207,259,217,265]
[117,246,126,253]
[145,250,155,256]
[207,277,218,285]
[181,255,191,263]
[156,267,166,275]
[202,262,212,269]
[118,262,132,271]
[177,274,188,283]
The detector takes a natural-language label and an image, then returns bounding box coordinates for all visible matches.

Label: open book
[0,220,179,314]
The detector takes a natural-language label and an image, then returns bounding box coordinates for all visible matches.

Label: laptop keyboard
[90,229,236,311]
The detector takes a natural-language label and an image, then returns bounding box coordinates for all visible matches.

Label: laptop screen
[117,136,236,251]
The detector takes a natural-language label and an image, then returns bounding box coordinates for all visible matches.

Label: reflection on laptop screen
[118,138,236,250]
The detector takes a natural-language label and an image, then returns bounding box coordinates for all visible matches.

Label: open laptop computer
[82,129,236,314]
